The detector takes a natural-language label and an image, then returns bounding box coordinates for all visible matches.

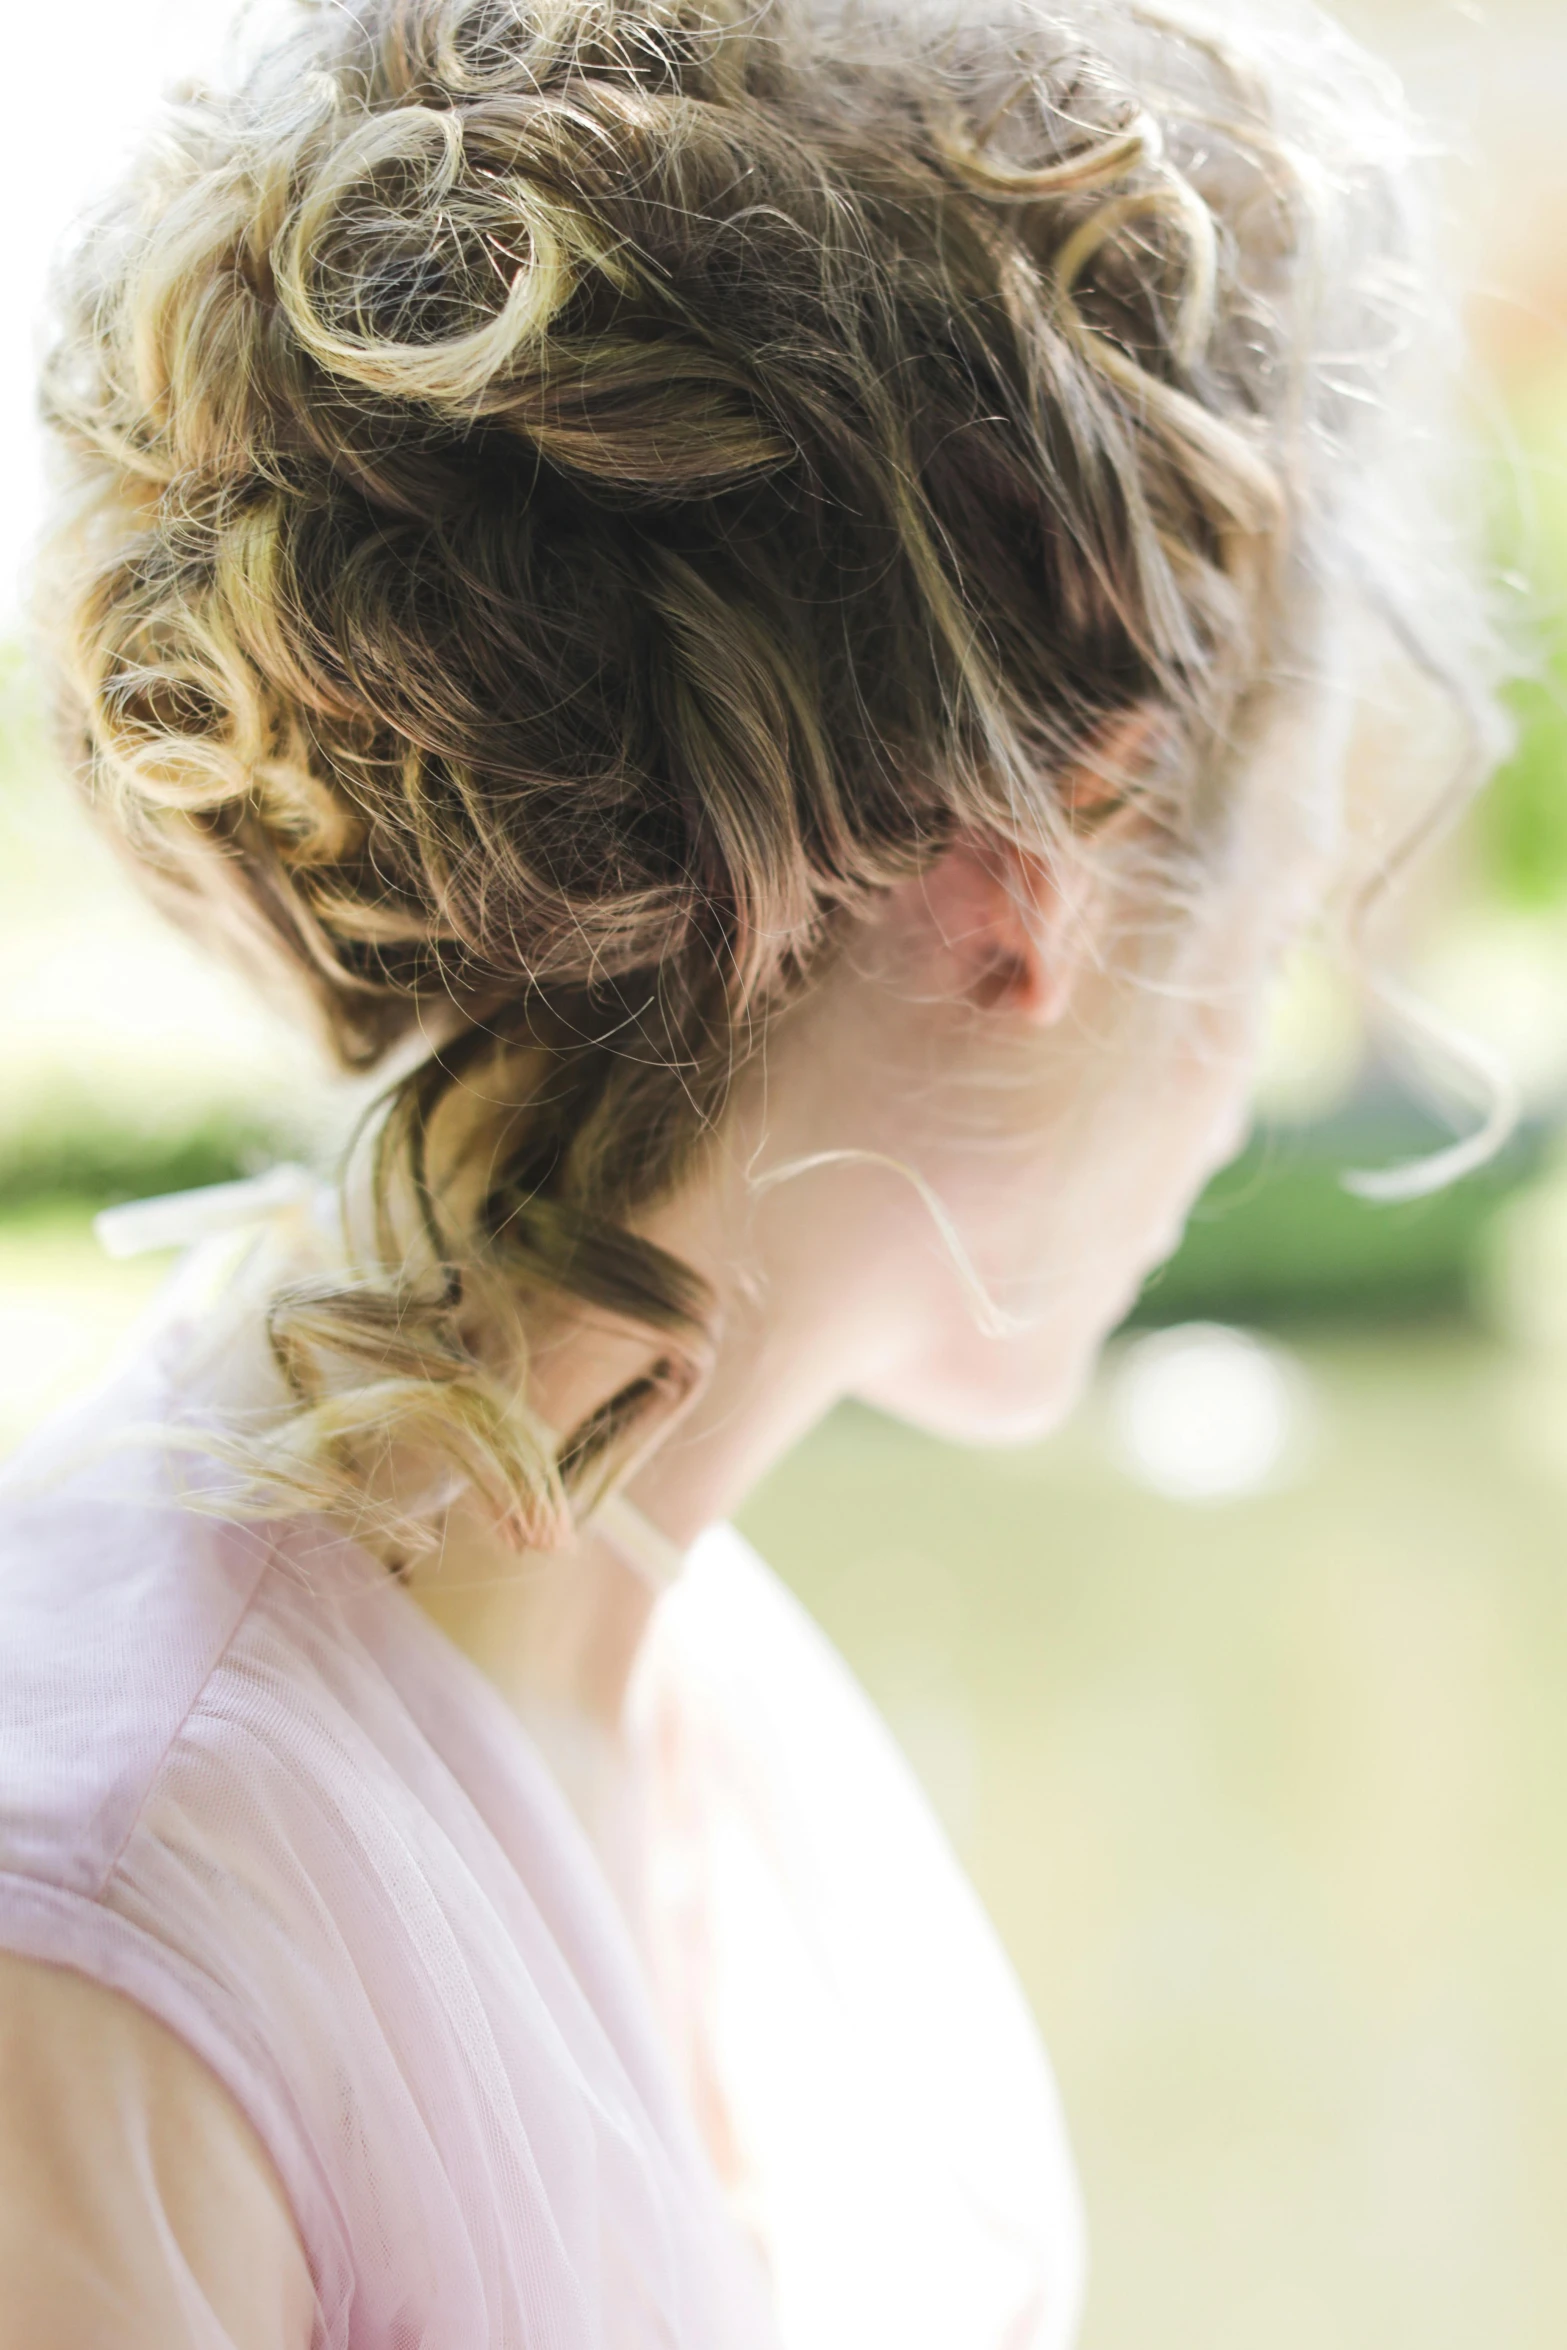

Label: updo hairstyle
[38,0,1476,1543]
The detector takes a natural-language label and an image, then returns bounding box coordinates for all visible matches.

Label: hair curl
[37,0,1485,1546]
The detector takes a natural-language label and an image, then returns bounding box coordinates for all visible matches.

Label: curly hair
[36,0,1485,1546]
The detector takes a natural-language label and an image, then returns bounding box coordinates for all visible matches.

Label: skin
[0,757,1316,2350]
[0,695,1348,2348]
[406,689,1346,1841]
[0,1951,316,2350]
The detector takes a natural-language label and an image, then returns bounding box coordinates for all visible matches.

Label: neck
[400,1101,926,1734]
[406,1201,849,1645]
[615,1124,927,1548]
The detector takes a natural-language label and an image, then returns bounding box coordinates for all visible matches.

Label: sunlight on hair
[1109,1322,1309,1503]
[29,0,1497,1541]
[749,1149,1025,1339]
[1342,973,1521,1202]
[0,0,278,615]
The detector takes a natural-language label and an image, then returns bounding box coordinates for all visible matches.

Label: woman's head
[38,0,1490,1538]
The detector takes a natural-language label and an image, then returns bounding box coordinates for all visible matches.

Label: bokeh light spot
[1109,1322,1307,1503]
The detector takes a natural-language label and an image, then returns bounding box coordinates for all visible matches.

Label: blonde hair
[38,0,1491,1546]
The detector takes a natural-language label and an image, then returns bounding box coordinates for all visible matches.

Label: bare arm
[0,1949,315,2350]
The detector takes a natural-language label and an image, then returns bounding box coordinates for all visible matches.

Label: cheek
[1026,1001,1260,1293]
[1148,1011,1258,1207]
[868,1015,1262,1445]
[1112,1014,1261,1287]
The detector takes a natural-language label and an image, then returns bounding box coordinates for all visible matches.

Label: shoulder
[0,1948,315,2350]
[0,1376,370,2336]
[0,1369,275,1901]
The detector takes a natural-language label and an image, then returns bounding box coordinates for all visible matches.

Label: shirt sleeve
[0,1947,317,2350]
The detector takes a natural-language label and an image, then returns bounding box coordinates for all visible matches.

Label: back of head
[36,0,1488,1538]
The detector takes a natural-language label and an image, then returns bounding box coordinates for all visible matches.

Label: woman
[0,0,1493,2343]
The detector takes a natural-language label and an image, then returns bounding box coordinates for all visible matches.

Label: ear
[913,710,1164,1026]
[915,835,1074,1026]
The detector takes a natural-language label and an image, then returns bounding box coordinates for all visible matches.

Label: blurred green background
[4,5,1567,2348]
